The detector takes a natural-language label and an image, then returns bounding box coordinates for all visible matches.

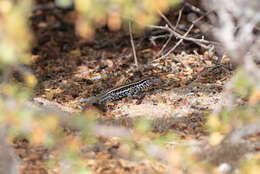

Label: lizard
[78,76,159,109]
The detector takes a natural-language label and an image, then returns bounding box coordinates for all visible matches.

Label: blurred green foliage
[0,0,33,66]
[134,118,152,133]
[73,0,180,38]
[55,0,73,8]
[241,155,260,174]
[233,69,255,98]
[75,0,179,25]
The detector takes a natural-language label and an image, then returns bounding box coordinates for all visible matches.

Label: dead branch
[149,9,219,61]
[175,7,184,29]
[184,1,207,16]
[148,24,218,45]
[129,22,138,67]
[154,33,173,58]
[150,33,171,46]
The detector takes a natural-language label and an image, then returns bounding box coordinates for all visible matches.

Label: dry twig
[175,7,184,30]
[154,7,184,58]
[129,22,138,67]
[184,1,207,16]
[150,9,218,61]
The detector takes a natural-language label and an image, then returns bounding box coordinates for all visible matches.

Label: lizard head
[146,76,161,85]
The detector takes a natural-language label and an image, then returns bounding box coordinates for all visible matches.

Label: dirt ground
[13,2,234,174]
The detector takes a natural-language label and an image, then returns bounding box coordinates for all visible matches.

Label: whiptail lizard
[78,76,159,107]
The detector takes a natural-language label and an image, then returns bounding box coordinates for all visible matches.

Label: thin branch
[150,34,171,46]
[149,9,218,61]
[155,33,173,58]
[156,8,182,34]
[129,22,138,67]
[155,7,183,58]
[175,7,184,30]
[162,23,194,58]
[151,13,218,61]
[148,24,219,45]
[184,1,207,16]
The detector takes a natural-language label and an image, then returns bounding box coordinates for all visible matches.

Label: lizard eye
[150,77,156,81]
